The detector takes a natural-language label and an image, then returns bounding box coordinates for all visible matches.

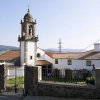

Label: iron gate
[6,67,24,93]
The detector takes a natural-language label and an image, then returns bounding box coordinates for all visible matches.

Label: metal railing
[40,68,95,85]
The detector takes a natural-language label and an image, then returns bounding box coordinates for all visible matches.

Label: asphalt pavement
[0,93,98,100]
[0,96,99,100]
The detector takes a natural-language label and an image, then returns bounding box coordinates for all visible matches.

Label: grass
[7,76,86,85]
[7,85,23,89]
[7,77,24,91]
[7,77,24,84]
[42,77,86,84]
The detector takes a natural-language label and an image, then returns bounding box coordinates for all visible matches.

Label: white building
[0,9,100,78]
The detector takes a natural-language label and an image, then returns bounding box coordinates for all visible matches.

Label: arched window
[23,26,25,32]
[29,25,33,35]
[22,26,25,36]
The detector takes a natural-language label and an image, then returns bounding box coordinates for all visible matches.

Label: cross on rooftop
[27,5,30,13]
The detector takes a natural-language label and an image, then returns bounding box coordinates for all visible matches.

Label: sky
[0,0,100,50]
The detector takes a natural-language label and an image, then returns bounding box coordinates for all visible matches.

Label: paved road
[0,96,22,100]
[23,96,98,100]
[0,96,98,100]
[0,93,98,100]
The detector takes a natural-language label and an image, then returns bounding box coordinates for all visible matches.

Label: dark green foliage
[86,77,95,85]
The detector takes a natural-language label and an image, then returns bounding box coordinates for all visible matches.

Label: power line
[79,39,100,52]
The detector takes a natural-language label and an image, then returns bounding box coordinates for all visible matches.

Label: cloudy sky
[0,0,100,50]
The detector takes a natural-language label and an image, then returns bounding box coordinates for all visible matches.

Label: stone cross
[92,64,95,69]
[27,5,30,9]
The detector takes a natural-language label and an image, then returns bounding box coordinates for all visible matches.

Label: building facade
[0,9,100,78]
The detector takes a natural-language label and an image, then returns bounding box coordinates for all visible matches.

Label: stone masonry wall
[26,82,100,99]
[24,66,38,95]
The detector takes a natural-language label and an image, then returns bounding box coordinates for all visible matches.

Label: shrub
[86,77,95,85]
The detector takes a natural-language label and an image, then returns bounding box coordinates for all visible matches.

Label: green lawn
[42,77,86,84]
[7,77,24,84]
[7,77,86,85]
[7,77,24,91]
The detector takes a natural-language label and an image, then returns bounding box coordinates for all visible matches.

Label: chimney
[94,43,100,52]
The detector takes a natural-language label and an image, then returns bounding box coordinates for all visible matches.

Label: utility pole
[58,38,62,53]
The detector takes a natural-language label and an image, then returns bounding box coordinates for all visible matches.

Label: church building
[0,9,100,78]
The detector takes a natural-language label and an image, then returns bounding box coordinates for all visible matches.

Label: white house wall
[52,59,99,70]
[0,62,13,65]
[37,48,45,60]
[92,60,100,68]
[8,66,24,79]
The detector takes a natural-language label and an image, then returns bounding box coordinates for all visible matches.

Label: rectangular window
[86,61,91,66]
[30,56,33,60]
[67,60,72,65]
[55,59,58,64]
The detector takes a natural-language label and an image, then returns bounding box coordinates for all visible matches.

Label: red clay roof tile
[0,50,100,61]
[36,60,52,66]
[0,50,20,61]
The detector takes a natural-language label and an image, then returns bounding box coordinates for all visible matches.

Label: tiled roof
[8,65,19,68]
[8,60,52,68]
[0,50,20,61]
[52,50,100,60]
[52,53,79,59]
[78,50,100,60]
[36,60,52,66]
[45,52,53,57]
[0,49,100,61]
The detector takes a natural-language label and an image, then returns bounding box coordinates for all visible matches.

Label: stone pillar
[95,68,100,87]
[24,66,38,95]
[38,66,42,81]
[0,64,8,92]
[92,69,95,77]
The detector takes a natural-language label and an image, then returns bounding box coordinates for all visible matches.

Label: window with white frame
[30,56,33,60]
[67,60,72,65]
[55,59,58,64]
[86,60,91,66]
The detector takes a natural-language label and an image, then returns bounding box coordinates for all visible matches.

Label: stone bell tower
[18,9,38,66]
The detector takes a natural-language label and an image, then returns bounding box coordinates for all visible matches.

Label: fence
[40,68,95,85]
[5,67,95,92]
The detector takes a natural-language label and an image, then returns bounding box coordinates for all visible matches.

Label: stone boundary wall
[0,65,4,92]
[26,82,100,99]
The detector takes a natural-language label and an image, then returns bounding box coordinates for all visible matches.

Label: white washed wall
[45,54,52,63]
[92,60,100,68]
[21,42,24,65]
[52,59,100,70]
[27,42,35,66]
[37,48,45,60]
